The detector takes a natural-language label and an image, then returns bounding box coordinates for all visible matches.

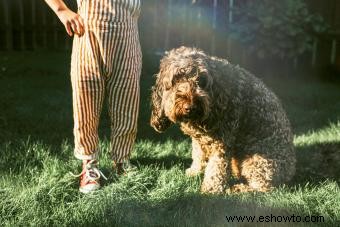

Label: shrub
[229,0,329,59]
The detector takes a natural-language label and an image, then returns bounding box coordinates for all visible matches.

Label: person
[44,0,142,193]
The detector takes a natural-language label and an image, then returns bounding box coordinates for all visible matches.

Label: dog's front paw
[185,167,202,177]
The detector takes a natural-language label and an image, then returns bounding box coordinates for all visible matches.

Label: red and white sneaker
[72,160,107,194]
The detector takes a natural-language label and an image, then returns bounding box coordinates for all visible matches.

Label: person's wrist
[54,6,69,17]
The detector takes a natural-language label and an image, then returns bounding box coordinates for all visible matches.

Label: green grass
[0,51,340,226]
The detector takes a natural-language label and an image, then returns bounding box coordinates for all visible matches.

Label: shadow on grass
[69,194,316,227]
[292,142,340,185]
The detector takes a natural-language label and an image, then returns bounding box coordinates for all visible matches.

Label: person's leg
[70,23,106,193]
[107,35,142,165]
[105,3,142,169]
[71,32,105,160]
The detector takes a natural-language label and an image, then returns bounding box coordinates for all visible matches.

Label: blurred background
[0,0,339,73]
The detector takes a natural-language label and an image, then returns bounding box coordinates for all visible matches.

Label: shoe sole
[79,184,100,194]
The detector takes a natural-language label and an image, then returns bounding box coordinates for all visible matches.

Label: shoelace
[70,160,108,181]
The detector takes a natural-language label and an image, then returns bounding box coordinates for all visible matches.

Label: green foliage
[229,0,329,59]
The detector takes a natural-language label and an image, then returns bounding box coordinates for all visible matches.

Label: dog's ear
[205,62,230,109]
[150,74,172,133]
[197,70,213,90]
[160,65,178,91]
[158,55,179,91]
[195,58,214,93]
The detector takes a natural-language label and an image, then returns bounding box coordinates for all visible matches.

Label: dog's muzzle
[182,103,198,116]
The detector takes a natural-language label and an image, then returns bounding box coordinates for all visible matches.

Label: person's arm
[44,0,84,36]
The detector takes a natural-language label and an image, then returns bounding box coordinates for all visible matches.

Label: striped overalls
[71,0,142,162]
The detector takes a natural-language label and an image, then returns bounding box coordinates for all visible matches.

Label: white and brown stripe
[71,0,142,162]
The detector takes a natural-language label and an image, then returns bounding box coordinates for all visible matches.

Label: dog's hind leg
[201,142,228,194]
[186,138,207,176]
[232,154,275,193]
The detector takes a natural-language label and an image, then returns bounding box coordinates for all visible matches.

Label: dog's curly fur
[150,46,296,194]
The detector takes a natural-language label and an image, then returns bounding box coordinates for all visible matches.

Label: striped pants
[71,0,142,162]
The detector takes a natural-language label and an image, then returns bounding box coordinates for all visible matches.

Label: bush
[229,0,329,59]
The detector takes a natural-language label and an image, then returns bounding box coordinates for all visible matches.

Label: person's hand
[57,8,85,36]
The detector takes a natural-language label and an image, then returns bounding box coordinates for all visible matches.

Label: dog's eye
[197,76,207,88]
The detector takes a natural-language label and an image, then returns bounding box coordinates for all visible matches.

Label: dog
[150,46,296,194]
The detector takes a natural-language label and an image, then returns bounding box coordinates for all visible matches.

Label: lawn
[0,51,339,226]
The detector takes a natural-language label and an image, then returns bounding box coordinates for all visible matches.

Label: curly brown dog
[150,46,296,194]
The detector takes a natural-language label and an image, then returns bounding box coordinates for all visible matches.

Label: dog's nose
[183,104,196,114]
[184,105,191,113]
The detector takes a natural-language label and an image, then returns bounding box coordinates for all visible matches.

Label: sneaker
[113,160,137,176]
[71,160,107,194]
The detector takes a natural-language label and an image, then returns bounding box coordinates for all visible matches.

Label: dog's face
[150,47,213,132]
[162,72,211,123]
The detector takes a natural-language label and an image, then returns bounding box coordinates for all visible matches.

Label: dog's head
[150,47,213,132]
